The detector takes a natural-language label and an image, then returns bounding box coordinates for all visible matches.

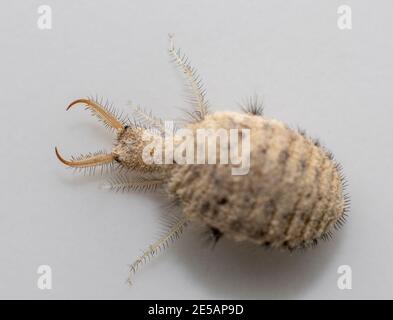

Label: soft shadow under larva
[173,224,346,299]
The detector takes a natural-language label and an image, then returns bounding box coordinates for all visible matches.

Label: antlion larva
[55,36,350,284]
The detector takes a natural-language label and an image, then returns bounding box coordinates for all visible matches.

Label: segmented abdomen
[167,112,347,249]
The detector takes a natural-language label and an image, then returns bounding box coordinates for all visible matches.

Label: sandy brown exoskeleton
[55,36,350,284]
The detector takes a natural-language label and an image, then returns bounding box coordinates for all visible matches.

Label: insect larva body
[55,36,349,283]
[167,112,345,249]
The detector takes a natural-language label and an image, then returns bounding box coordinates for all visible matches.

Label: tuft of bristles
[239,95,264,116]
[201,227,223,249]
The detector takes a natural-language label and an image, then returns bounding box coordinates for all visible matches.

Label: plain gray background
[0,0,392,299]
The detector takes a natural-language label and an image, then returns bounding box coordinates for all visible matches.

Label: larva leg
[240,94,264,116]
[168,35,209,122]
[132,105,166,134]
[102,174,165,192]
[127,215,188,285]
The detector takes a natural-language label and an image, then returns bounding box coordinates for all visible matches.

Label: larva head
[55,99,162,174]
[112,125,163,172]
